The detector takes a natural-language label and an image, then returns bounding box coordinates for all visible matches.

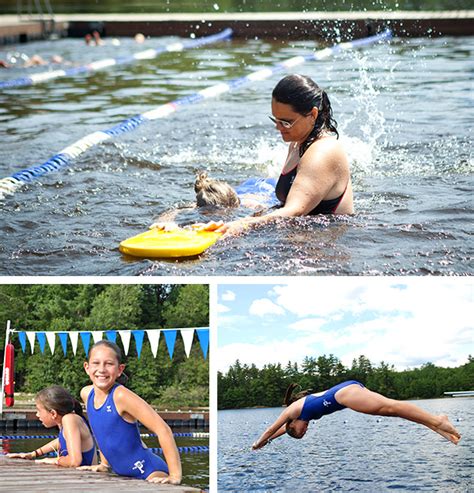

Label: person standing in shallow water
[251,381,462,450]
[197,74,354,235]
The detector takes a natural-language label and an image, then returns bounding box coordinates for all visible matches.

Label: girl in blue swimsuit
[78,341,182,485]
[7,385,96,467]
[252,381,461,450]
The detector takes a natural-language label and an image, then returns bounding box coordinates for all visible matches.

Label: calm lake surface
[0,35,472,275]
[218,398,473,492]
[1,429,208,490]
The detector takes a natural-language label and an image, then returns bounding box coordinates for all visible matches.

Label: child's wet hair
[87,340,128,385]
[87,340,123,363]
[194,171,240,207]
[36,385,84,418]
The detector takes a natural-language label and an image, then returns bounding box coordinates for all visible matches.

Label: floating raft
[0,455,202,492]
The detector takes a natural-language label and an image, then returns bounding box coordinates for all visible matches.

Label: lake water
[0,35,472,275]
[218,398,473,492]
[0,429,209,490]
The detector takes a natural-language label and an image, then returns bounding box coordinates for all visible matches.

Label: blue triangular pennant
[80,332,91,356]
[132,330,145,359]
[196,329,209,359]
[18,332,26,353]
[105,330,117,343]
[164,330,177,359]
[58,332,68,356]
[37,333,46,354]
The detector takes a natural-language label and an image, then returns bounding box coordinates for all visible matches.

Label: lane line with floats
[0,29,392,205]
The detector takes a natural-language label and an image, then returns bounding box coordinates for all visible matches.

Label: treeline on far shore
[0,284,209,408]
[218,354,474,410]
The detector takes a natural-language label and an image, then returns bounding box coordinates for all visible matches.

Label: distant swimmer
[252,381,461,450]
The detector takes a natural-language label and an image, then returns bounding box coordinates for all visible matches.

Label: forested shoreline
[0,284,209,408]
[218,355,474,409]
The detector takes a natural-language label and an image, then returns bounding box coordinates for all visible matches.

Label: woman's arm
[115,386,182,484]
[252,407,295,450]
[77,451,111,472]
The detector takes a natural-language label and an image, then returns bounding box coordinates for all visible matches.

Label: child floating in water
[7,385,97,467]
[252,381,461,450]
[78,340,182,484]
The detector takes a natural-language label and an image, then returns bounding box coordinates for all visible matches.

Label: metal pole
[1,320,11,415]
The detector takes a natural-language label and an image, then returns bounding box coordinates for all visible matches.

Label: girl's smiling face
[84,345,125,392]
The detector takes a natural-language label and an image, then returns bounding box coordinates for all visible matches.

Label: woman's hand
[193,219,251,236]
[6,452,35,460]
[148,475,182,485]
[251,439,270,450]
[76,464,111,473]
[191,220,225,232]
[149,221,179,231]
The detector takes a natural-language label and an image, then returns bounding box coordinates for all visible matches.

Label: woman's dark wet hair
[88,340,129,385]
[272,74,339,157]
[284,383,312,406]
[285,421,304,439]
[36,385,84,418]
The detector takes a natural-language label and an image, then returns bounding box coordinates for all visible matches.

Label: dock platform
[0,455,202,492]
[0,11,473,45]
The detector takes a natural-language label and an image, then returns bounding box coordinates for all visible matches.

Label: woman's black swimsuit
[275,166,346,215]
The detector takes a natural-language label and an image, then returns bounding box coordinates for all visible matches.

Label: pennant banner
[12,328,209,360]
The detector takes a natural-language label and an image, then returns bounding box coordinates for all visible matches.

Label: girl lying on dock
[252,381,461,450]
[7,385,97,467]
[78,340,182,485]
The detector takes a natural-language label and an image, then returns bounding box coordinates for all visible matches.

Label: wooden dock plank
[0,456,202,492]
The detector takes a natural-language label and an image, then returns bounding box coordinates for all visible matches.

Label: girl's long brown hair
[284,383,313,406]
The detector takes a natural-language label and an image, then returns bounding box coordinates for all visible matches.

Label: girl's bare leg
[336,385,461,444]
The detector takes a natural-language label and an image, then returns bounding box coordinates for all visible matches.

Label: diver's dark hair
[36,385,84,418]
[284,383,313,406]
[272,74,339,157]
[87,340,129,385]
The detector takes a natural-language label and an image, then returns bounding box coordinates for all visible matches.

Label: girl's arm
[252,408,294,450]
[7,438,59,460]
[115,386,182,484]
[56,415,84,468]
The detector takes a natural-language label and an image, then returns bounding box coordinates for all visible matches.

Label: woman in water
[252,381,461,450]
[7,385,96,467]
[198,74,354,235]
[78,340,182,485]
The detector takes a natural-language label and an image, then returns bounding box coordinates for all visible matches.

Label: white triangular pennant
[118,331,131,355]
[26,331,35,354]
[181,329,195,358]
[91,331,103,344]
[146,330,161,357]
[69,332,79,355]
[45,332,56,355]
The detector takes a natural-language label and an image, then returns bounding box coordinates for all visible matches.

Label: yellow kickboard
[119,228,222,258]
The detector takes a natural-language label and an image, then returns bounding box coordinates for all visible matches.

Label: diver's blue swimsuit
[86,384,169,479]
[58,417,96,466]
[298,380,364,421]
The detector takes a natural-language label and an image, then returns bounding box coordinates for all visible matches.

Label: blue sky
[217,278,473,372]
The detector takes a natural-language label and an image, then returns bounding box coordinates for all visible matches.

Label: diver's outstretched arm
[252,409,293,450]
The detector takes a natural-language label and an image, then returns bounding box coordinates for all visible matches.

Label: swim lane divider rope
[3,446,209,455]
[0,28,233,90]
[0,29,392,200]
[0,432,209,440]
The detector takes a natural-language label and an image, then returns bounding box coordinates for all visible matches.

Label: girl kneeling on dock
[78,340,182,485]
[252,381,461,450]
[7,385,97,467]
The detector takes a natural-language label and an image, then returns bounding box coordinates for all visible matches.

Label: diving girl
[78,340,182,485]
[7,385,97,467]
[252,381,461,450]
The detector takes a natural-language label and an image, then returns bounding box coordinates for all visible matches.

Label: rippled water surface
[0,35,472,275]
[219,399,473,492]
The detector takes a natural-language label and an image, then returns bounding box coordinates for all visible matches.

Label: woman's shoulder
[302,135,348,168]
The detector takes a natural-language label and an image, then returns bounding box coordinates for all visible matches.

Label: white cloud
[288,318,327,332]
[249,298,285,317]
[221,290,236,302]
[217,303,230,313]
